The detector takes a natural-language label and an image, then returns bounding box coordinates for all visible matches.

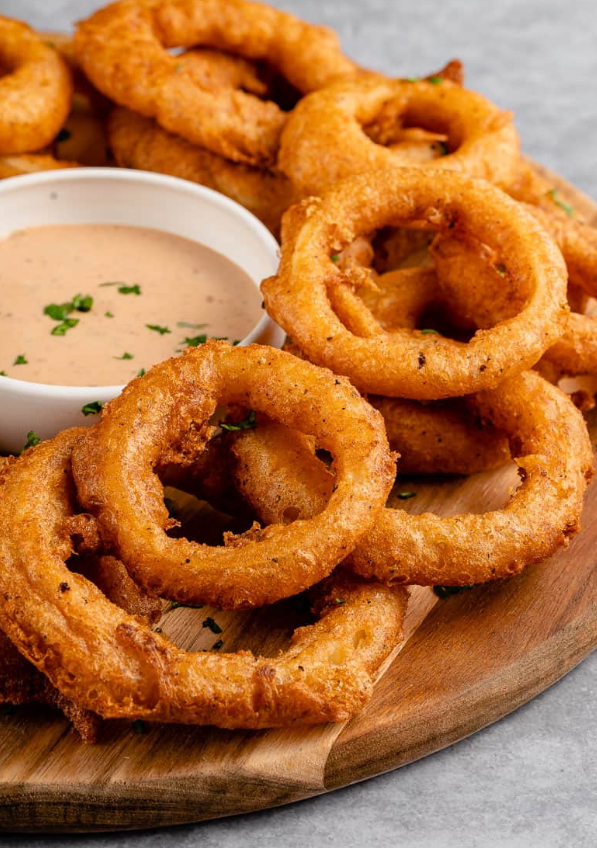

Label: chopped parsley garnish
[115,352,134,360]
[167,600,204,610]
[13,354,27,365]
[331,254,340,263]
[182,334,208,347]
[51,317,79,336]
[428,75,443,85]
[404,76,420,82]
[397,491,416,500]
[137,368,146,377]
[105,311,114,318]
[132,719,146,734]
[44,294,93,324]
[202,616,223,634]
[221,410,257,432]
[100,282,141,294]
[211,639,224,651]
[22,431,41,451]
[433,584,473,598]
[547,188,574,218]
[495,263,507,276]
[420,328,438,334]
[81,400,103,416]
[334,598,347,605]
[0,371,6,376]
[177,321,208,329]
[146,324,171,335]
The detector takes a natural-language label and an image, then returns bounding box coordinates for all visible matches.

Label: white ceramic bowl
[0,168,284,455]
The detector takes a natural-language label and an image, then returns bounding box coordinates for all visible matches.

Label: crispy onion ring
[232,371,593,586]
[72,342,395,609]
[263,168,568,399]
[75,0,357,167]
[0,16,73,154]
[278,75,519,195]
[109,108,297,235]
[0,429,406,727]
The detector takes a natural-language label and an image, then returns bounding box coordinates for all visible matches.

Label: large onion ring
[75,0,357,167]
[0,16,73,155]
[232,370,593,586]
[278,75,519,195]
[0,430,406,727]
[263,168,568,399]
[109,107,297,235]
[72,342,395,609]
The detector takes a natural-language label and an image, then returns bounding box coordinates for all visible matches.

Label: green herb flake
[99,281,123,287]
[115,352,134,360]
[44,302,71,321]
[547,188,574,218]
[202,616,223,634]
[330,253,340,263]
[105,310,114,318]
[397,491,416,500]
[146,324,171,335]
[211,639,224,651]
[182,334,208,348]
[81,400,103,416]
[137,368,146,377]
[433,584,473,599]
[51,317,79,336]
[132,719,146,734]
[404,76,420,82]
[71,293,93,312]
[427,75,443,85]
[13,354,28,365]
[0,371,6,376]
[420,328,438,334]
[118,284,142,295]
[167,600,204,611]
[334,598,347,605]
[495,263,507,276]
[22,431,41,451]
[176,321,208,329]
[221,410,257,432]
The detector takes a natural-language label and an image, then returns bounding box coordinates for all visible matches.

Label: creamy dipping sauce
[0,224,262,386]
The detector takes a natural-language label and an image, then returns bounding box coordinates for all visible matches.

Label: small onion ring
[109,107,297,236]
[74,0,358,167]
[231,371,593,586]
[262,168,568,400]
[72,342,395,609]
[0,16,73,154]
[278,75,520,195]
[0,429,407,727]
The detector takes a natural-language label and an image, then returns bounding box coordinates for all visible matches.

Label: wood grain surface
[1,165,596,833]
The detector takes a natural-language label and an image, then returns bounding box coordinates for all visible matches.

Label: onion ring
[0,16,73,155]
[0,429,406,727]
[75,0,358,167]
[109,107,297,235]
[231,370,593,586]
[278,75,519,195]
[263,168,568,399]
[71,341,395,609]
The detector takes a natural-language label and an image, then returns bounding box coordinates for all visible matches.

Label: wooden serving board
[2,166,597,833]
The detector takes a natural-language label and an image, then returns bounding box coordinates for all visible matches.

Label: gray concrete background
[2,0,597,845]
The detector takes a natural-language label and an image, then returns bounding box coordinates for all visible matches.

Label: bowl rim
[0,167,281,399]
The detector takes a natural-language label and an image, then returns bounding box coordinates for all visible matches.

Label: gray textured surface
[2,0,597,845]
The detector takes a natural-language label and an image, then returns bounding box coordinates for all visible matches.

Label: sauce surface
[0,224,262,386]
